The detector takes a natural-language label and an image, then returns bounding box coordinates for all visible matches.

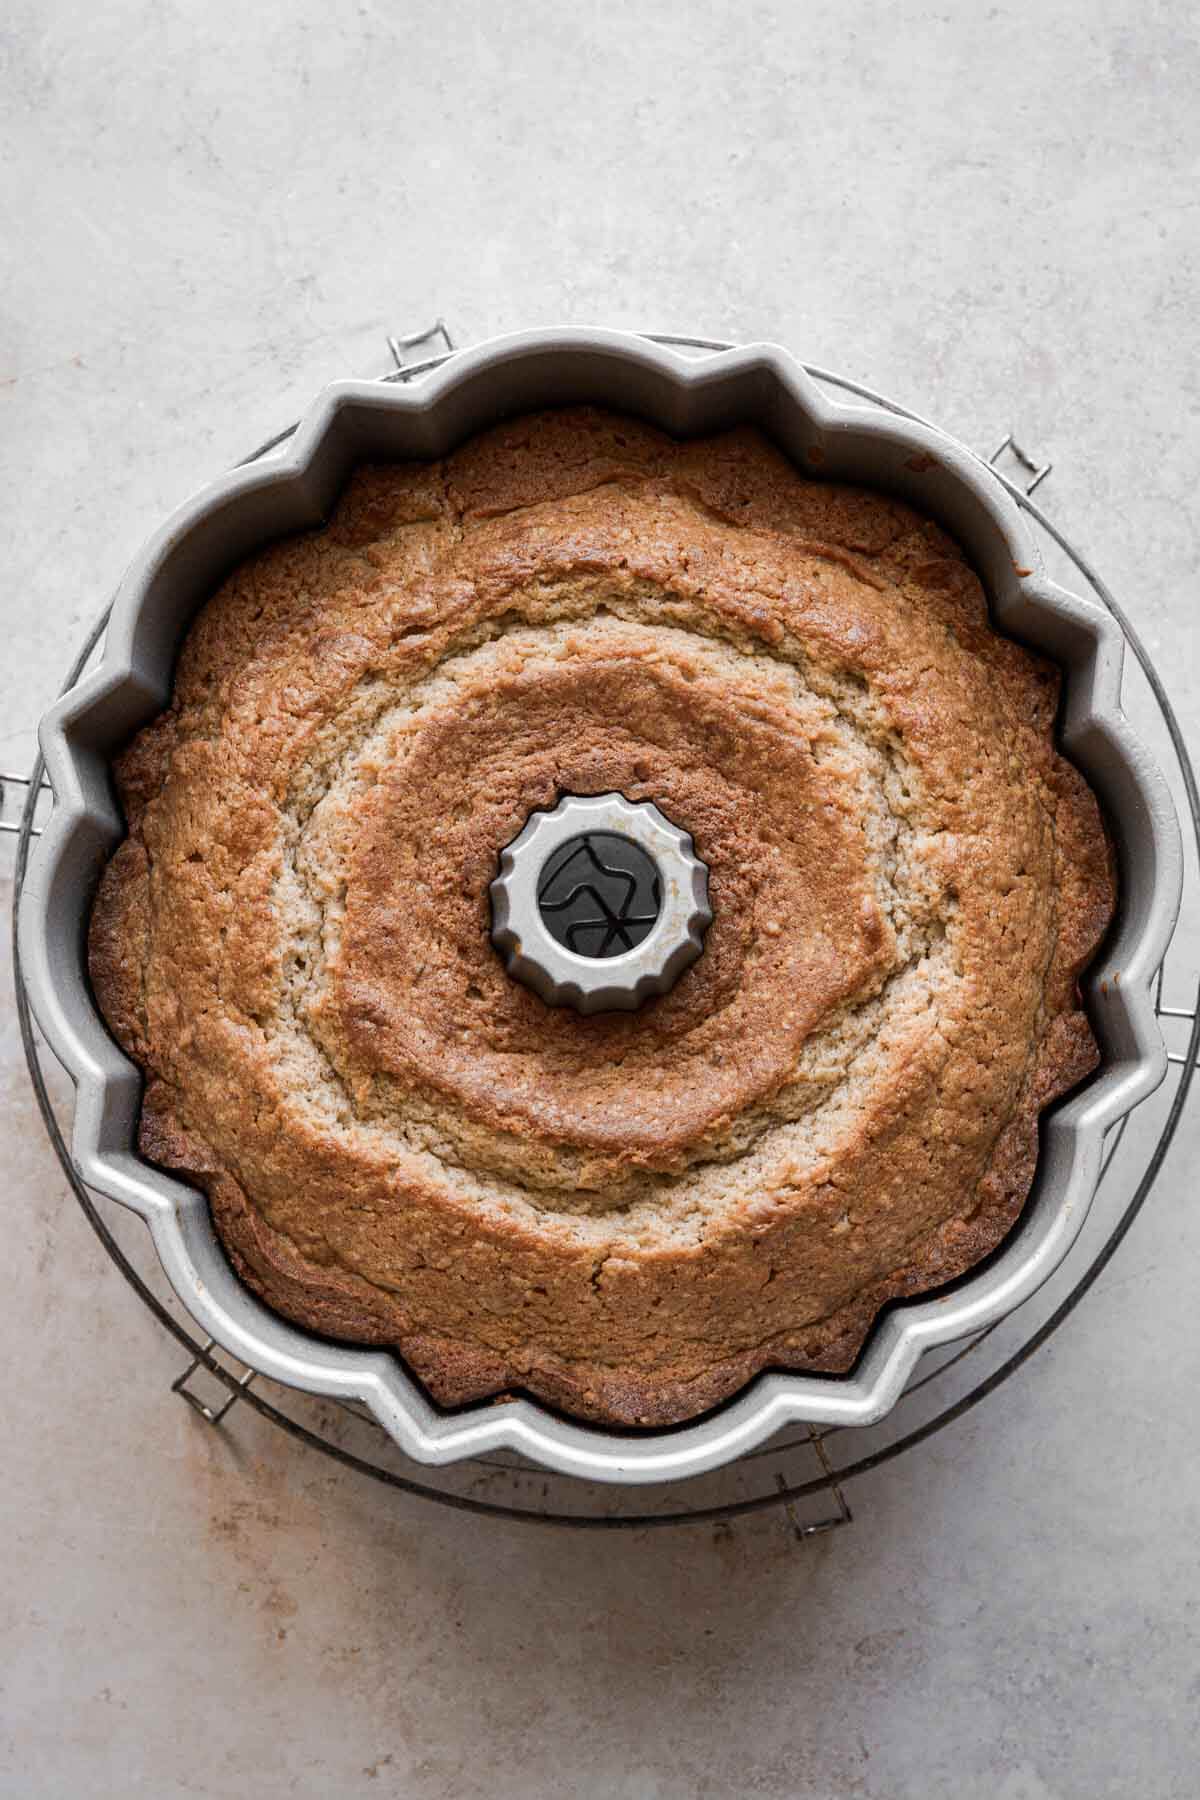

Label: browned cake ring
[88,409,1114,1427]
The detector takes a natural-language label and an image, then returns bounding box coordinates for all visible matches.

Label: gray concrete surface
[3,3,1199,1795]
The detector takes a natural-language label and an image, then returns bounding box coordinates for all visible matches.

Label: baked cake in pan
[88,408,1115,1427]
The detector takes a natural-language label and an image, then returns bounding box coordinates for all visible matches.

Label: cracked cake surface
[88,406,1115,1427]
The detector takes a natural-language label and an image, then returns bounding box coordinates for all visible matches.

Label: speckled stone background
[3,4,1199,1796]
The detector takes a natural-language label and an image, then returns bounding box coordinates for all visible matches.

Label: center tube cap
[489,792,712,1015]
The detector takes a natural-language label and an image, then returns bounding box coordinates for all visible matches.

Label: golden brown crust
[88,408,1115,1428]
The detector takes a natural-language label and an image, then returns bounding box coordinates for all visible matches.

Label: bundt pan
[19,330,1182,1484]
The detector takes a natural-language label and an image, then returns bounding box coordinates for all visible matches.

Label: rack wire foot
[387,318,455,369]
[1156,967,1200,1068]
[775,1431,854,1541]
[172,1339,256,1425]
[1,770,51,837]
[989,431,1053,495]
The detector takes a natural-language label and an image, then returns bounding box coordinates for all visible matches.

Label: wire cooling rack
[6,325,1198,1534]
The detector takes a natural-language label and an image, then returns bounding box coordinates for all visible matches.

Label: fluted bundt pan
[18,331,1182,1483]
